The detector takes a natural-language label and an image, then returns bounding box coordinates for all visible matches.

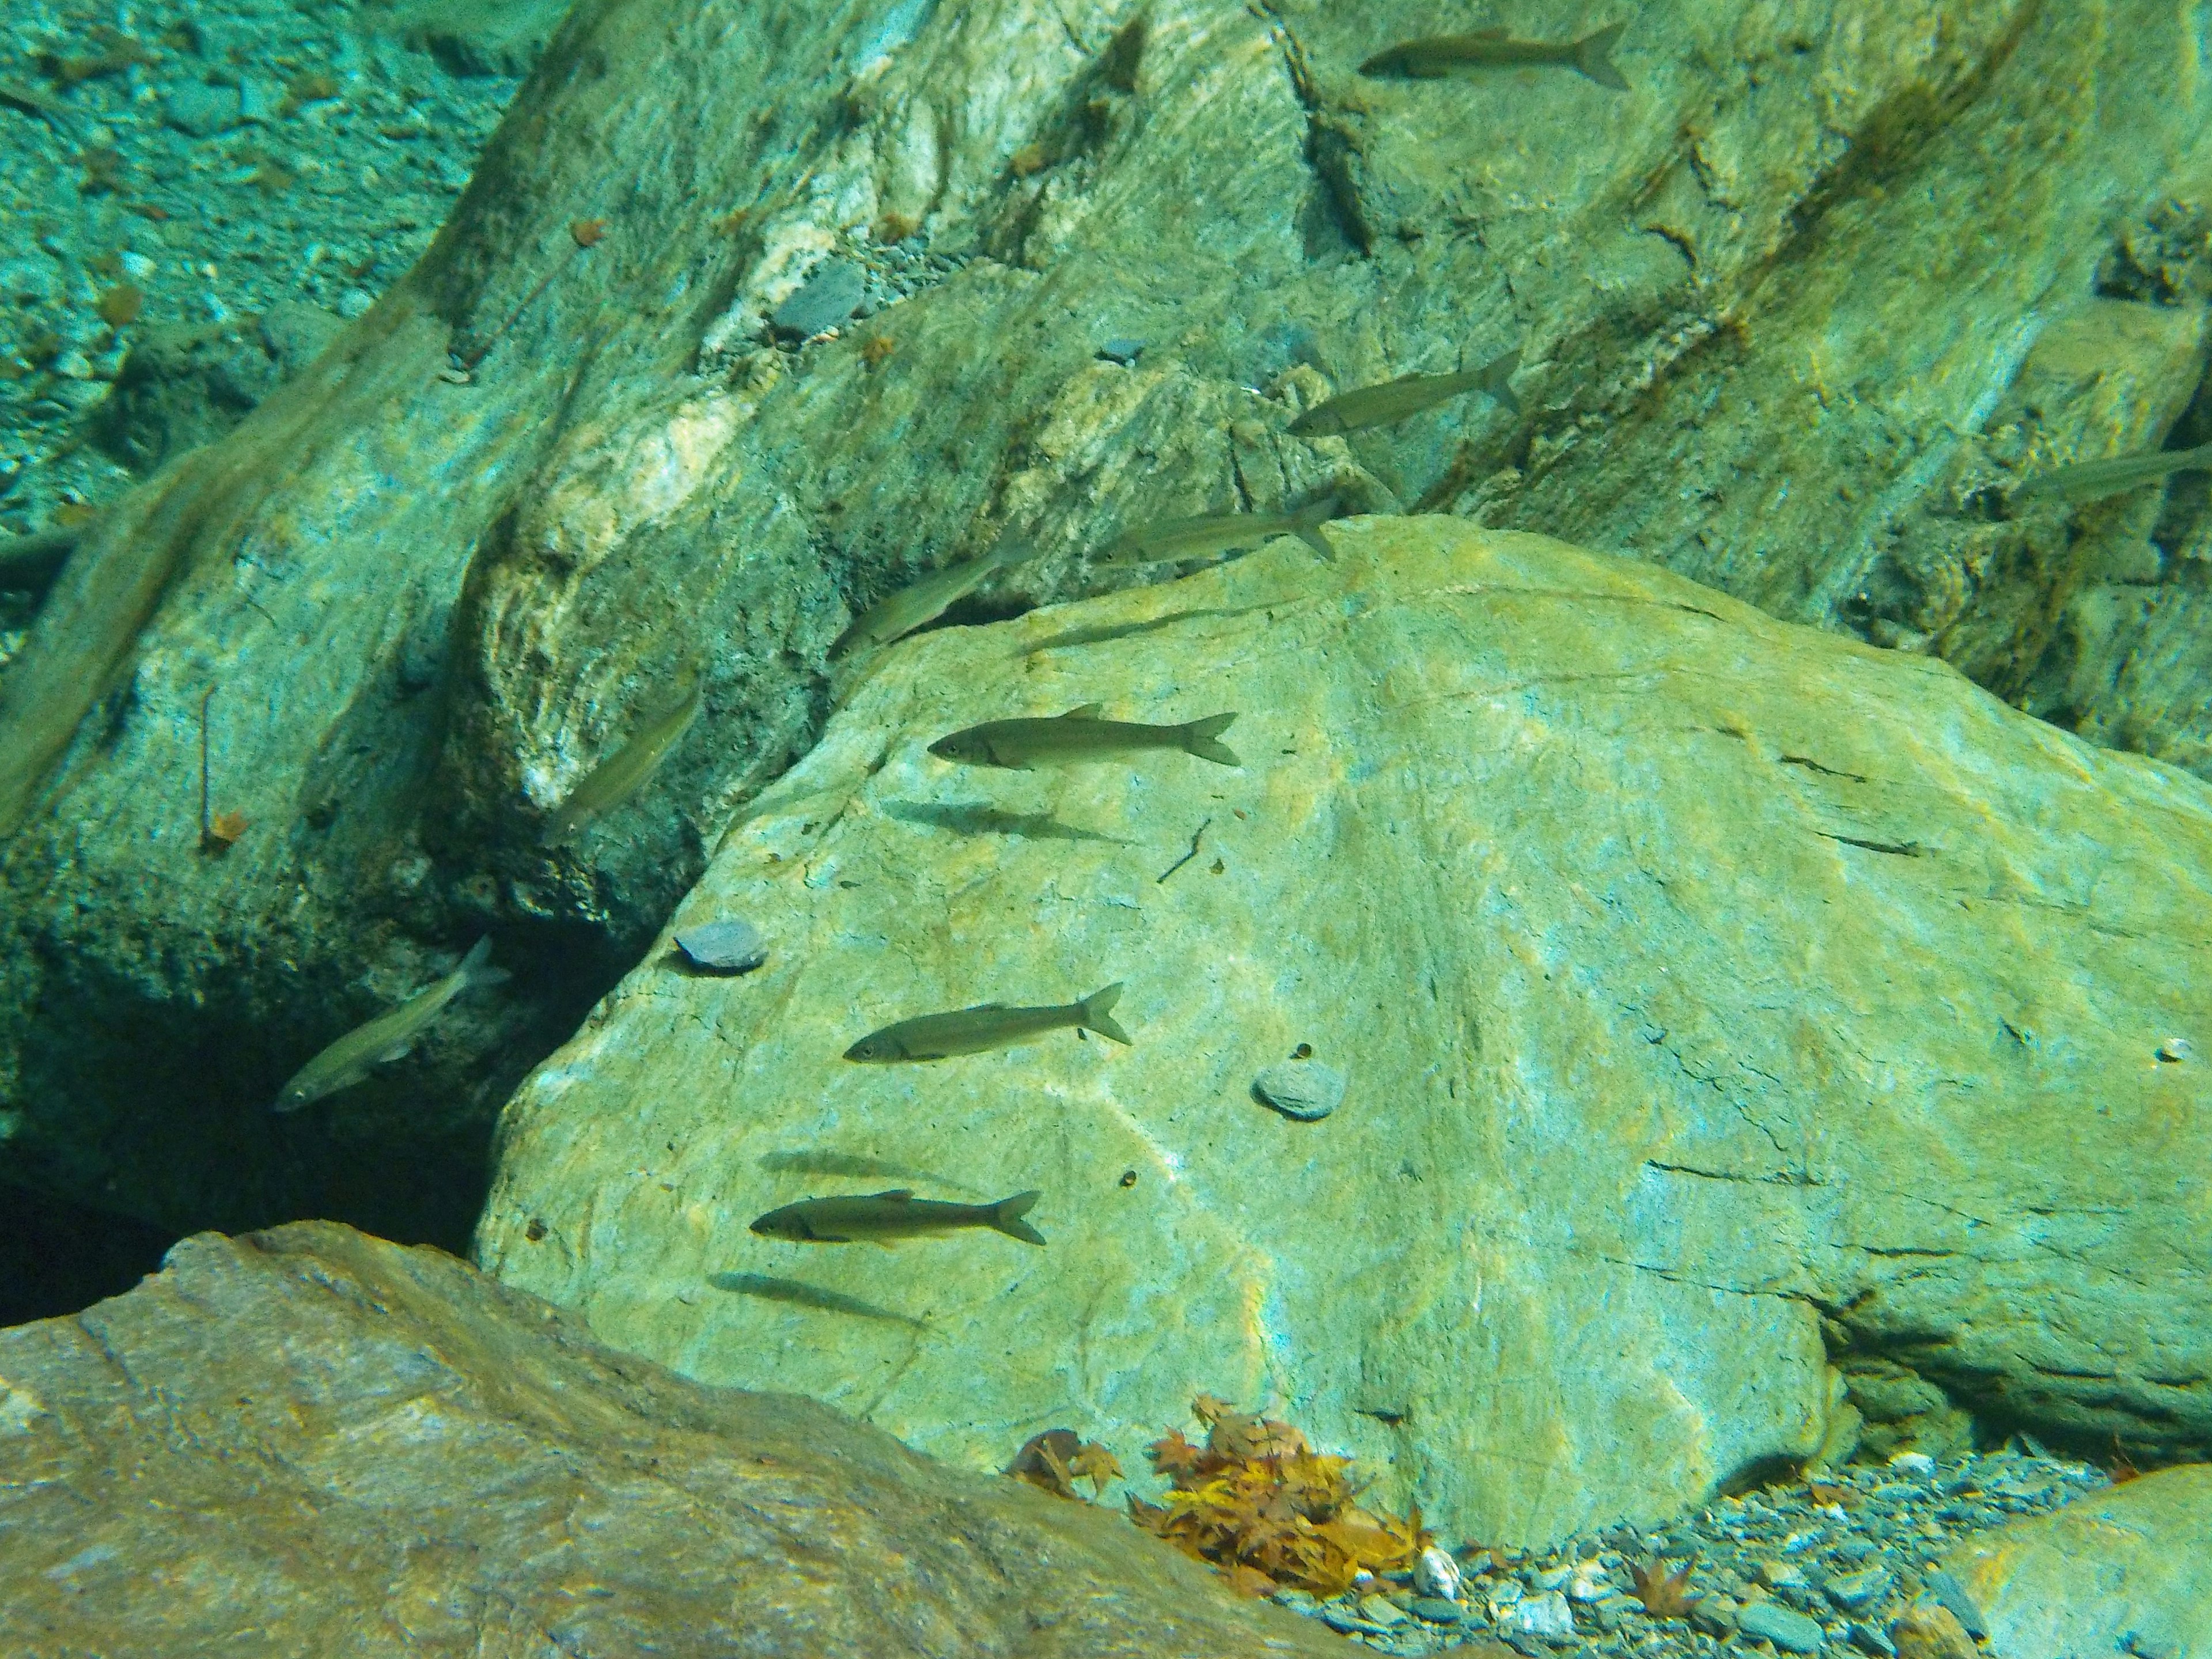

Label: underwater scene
[0,0,2208,1654]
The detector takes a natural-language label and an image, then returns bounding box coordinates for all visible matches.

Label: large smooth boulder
[0,1220,1345,1659]
[7,0,2211,1281]
[1941,1465,2212,1659]
[476,517,2212,1547]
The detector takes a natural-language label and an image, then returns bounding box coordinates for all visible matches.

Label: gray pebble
[1253,1057,1346,1120]
[1847,1622,1896,1657]
[1823,1567,1891,1612]
[163,83,244,137]
[675,918,768,973]
[336,288,377,320]
[770,260,866,340]
[1737,1601,1826,1653]
[1096,338,1145,366]
[1409,1597,1467,1624]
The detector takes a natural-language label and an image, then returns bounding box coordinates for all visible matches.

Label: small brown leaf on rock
[570,218,608,248]
[1805,1480,1854,1507]
[96,283,143,326]
[200,810,248,853]
[1630,1556,1702,1620]
[1066,1441,1122,1495]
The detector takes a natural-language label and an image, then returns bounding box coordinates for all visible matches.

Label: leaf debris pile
[1127,1393,1429,1597]
[1006,1427,1123,1500]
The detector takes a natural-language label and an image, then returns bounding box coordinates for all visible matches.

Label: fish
[748,1188,1047,1246]
[1358,24,1629,90]
[928,705,1240,769]
[541,669,702,846]
[757,1149,982,1195]
[2014,440,2212,504]
[844,983,1131,1060]
[830,532,1039,660]
[272,937,509,1112]
[1100,494,1343,565]
[707,1271,931,1328]
[1289,346,1523,438]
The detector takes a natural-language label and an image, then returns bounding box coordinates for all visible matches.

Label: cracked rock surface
[0,1219,1347,1658]
[477,518,2212,1547]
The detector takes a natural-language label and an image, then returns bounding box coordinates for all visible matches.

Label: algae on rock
[479,517,2212,1547]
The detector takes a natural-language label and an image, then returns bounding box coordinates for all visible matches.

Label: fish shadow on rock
[1021,602,1279,656]
[882,799,1130,845]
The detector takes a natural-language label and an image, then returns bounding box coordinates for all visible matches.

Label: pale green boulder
[1942,1466,2212,1659]
[478,516,2212,1545]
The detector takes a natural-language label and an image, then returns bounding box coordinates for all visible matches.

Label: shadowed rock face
[4,0,2211,1306]
[478,519,2212,1547]
[0,1219,1347,1659]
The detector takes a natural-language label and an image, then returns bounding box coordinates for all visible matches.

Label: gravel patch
[0,0,524,561]
[1280,1446,2111,1658]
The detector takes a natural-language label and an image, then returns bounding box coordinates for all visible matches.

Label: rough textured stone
[0,1220,1346,1659]
[478,518,2212,1547]
[5,0,2211,1319]
[1940,1466,2212,1659]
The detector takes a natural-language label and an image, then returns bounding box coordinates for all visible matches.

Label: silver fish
[1100,495,1342,564]
[542,670,702,846]
[748,1188,1046,1245]
[273,937,509,1112]
[1359,24,1629,90]
[928,705,1239,769]
[830,533,1039,660]
[2014,440,2212,503]
[1290,346,1522,438]
[844,983,1130,1060]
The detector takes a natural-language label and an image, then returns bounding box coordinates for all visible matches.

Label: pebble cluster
[1276,1448,2109,1658]
[0,0,520,537]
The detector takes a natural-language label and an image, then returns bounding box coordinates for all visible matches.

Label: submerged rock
[1939,1465,2212,1659]
[675,916,768,972]
[478,518,2212,1547]
[0,1221,1345,1658]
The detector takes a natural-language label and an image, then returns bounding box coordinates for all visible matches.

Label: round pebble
[673,918,768,972]
[1252,1056,1346,1120]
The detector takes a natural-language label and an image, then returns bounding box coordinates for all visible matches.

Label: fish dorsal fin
[872,1189,916,1202]
[1061,703,1104,719]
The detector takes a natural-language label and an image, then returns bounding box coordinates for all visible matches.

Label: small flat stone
[1824,1567,1892,1613]
[1096,337,1145,365]
[675,918,768,973]
[1503,1590,1574,1639]
[1359,1593,1409,1627]
[1253,1057,1346,1120]
[1847,1620,1897,1657]
[1737,1600,1826,1653]
[771,260,866,339]
[1411,1597,1468,1623]
[163,83,243,137]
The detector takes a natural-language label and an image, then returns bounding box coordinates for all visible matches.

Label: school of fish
[260,12,2198,1336]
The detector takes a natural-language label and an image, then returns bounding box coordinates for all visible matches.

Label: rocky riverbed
[1281,1449,2109,1659]
[0,0,528,645]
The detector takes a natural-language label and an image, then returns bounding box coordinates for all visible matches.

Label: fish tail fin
[1181,713,1241,767]
[457,935,512,991]
[995,1194,1044,1247]
[1479,343,1524,415]
[1575,22,1629,90]
[1079,982,1132,1045]
[991,1190,1047,1246]
[1290,494,1340,561]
